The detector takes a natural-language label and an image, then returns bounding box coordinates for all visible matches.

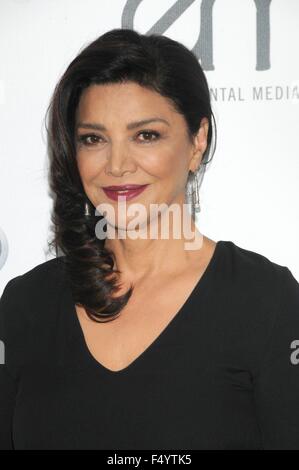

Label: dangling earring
[192,170,201,214]
[84,201,91,216]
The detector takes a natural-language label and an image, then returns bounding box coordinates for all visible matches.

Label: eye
[136,130,160,143]
[77,133,103,146]
[77,130,161,147]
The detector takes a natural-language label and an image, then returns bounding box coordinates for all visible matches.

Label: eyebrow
[76,117,170,131]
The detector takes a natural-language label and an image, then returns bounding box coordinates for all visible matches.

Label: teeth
[116,188,141,193]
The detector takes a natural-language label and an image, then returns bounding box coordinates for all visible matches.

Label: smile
[102,185,149,202]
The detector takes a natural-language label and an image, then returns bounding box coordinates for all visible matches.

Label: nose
[105,143,136,177]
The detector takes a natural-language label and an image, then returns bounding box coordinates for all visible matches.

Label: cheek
[143,146,188,182]
[141,145,185,178]
[76,154,104,182]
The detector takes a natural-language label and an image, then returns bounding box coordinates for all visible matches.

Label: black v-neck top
[1,240,299,450]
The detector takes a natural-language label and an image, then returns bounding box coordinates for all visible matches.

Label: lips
[102,184,149,202]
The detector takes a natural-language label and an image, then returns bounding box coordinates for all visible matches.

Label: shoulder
[219,240,297,290]
[1,256,67,300]
[0,256,68,345]
[217,240,299,376]
[218,240,299,320]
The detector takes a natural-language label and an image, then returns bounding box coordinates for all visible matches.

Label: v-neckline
[66,240,224,376]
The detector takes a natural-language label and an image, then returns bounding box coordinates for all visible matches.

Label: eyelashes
[77,130,161,147]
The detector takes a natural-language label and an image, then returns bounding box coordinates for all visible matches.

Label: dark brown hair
[46,28,217,322]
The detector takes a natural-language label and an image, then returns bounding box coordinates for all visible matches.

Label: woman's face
[75,81,209,231]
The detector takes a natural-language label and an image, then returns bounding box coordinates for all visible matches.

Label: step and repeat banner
[0,0,298,290]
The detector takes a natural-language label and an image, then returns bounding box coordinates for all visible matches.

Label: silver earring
[84,201,91,216]
[192,170,201,214]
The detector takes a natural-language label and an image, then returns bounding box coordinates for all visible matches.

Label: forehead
[75,82,179,123]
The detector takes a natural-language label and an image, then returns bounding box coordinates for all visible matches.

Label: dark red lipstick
[102,184,149,201]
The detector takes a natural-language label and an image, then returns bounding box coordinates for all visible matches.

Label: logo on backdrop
[122,0,298,103]
[122,0,272,70]
[0,227,9,270]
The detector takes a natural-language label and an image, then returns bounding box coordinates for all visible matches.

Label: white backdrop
[0,0,298,293]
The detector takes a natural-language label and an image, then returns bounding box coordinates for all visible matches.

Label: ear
[188,118,209,173]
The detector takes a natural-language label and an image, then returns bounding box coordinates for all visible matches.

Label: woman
[0,28,299,450]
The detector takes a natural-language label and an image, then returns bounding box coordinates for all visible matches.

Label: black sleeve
[0,277,21,450]
[253,267,299,449]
